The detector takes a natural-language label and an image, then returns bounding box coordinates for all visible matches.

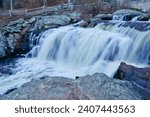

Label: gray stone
[51,15,72,24]
[32,15,72,31]
[9,18,25,26]
[93,14,112,21]
[0,32,6,57]
[69,12,81,22]
[0,73,143,100]
[113,9,142,15]
[28,17,36,24]
[22,21,29,27]
[78,73,141,100]
[138,15,150,21]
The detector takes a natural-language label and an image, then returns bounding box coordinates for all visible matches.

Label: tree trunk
[10,0,13,10]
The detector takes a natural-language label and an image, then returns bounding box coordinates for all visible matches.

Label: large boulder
[0,18,32,58]
[114,62,150,93]
[113,9,142,16]
[32,15,72,31]
[113,9,143,21]
[0,73,143,100]
[91,14,112,22]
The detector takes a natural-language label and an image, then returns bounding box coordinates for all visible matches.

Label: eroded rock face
[0,73,143,100]
[0,18,32,58]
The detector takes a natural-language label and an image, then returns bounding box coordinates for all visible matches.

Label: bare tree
[43,0,47,7]
[10,0,13,10]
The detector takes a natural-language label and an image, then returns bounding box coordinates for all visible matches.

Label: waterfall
[34,24,150,65]
[27,23,150,77]
[113,15,125,21]
[0,22,150,95]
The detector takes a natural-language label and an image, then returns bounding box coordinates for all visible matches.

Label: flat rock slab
[0,73,143,100]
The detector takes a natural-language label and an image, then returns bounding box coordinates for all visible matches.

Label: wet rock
[69,12,81,23]
[28,17,36,24]
[92,14,112,21]
[0,18,31,58]
[79,20,90,28]
[0,73,143,100]
[118,21,150,31]
[22,21,29,27]
[138,15,150,21]
[0,32,6,57]
[0,13,81,58]
[9,18,25,26]
[124,14,139,21]
[113,9,143,21]
[88,22,97,27]
[114,62,150,91]
[113,9,142,16]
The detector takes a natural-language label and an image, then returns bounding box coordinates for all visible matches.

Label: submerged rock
[0,73,143,100]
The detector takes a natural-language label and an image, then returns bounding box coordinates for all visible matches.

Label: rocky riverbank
[0,13,81,58]
[114,62,150,98]
[0,73,145,100]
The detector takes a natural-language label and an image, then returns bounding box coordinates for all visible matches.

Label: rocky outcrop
[113,9,142,21]
[0,32,6,57]
[0,14,80,58]
[113,9,150,21]
[91,14,112,22]
[118,21,150,31]
[0,73,144,100]
[30,15,72,32]
[113,9,142,16]
[114,62,150,94]
[137,15,150,21]
[0,18,34,58]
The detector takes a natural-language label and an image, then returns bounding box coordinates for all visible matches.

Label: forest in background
[0,0,149,12]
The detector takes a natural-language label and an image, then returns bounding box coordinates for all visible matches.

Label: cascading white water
[0,22,150,95]
[112,15,125,21]
[35,24,150,65]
